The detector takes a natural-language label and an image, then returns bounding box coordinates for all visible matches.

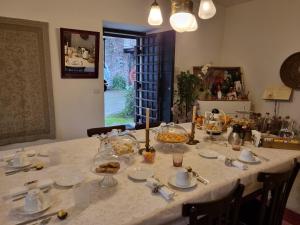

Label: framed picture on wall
[60,28,99,78]
[193,66,248,101]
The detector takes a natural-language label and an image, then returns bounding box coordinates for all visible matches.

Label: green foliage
[112,75,127,90]
[175,70,201,117]
[121,86,135,117]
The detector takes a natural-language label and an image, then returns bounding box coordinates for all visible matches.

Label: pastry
[95,161,120,174]
[157,132,188,143]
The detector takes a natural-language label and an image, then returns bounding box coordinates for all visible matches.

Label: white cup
[9,152,26,167]
[24,189,45,212]
[240,148,255,161]
[175,168,191,186]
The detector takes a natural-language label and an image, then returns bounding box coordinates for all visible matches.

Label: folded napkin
[146,178,175,200]
[218,155,248,170]
[8,178,54,198]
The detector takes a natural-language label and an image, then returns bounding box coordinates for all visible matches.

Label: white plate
[168,176,197,189]
[198,149,219,159]
[16,199,51,215]
[54,168,85,187]
[128,167,154,181]
[6,160,31,169]
[238,156,261,164]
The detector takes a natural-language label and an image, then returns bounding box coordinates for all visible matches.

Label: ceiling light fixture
[169,0,198,33]
[147,0,216,32]
[148,0,163,26]
[198,0,216,20]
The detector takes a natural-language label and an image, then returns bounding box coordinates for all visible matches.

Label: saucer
[16,199,51,215]
[168,176,197,189]
[198,149,219,159]
[238,156,261,164]
[55,168,85,187]
[128,167,154,181]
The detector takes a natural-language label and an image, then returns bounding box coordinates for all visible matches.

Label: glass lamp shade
[198,0,216,20]
[186,14,198,32]
[169,12,195,33]
[148,2,163,26]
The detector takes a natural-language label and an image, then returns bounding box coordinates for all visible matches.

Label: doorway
[103,27,176,127]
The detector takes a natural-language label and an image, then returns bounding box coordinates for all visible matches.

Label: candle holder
[138,128,156,163]
[187,122,199,145]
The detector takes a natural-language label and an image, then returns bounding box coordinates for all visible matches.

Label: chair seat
[239,198,269,225]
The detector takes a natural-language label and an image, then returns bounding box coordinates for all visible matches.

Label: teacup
[8,152,26,167]
[240,148,255,162]
[24,189,45,212]
[176,168,191,186]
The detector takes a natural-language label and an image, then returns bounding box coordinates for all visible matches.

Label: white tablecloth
[0,123,299,225]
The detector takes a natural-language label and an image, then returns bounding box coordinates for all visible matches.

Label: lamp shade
[198,0,216,19]
[186,14,198,32]
[148,1,163,26]
[170,12,195,32]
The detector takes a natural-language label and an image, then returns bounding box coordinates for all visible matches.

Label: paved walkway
[104,90,126,116]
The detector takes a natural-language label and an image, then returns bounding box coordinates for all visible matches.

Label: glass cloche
[155,123,189,144]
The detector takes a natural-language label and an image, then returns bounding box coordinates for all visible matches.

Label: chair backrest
[134,122,161,130]
[182,180,245,225]
[256,158,300,225]
[87,125,126,137]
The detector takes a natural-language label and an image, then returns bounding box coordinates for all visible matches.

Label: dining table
[0,123,299,225]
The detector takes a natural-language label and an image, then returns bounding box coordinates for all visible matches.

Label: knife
[251,151,270,162]
[15,211,58,225]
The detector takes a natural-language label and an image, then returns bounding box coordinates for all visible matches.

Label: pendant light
[198,0,216,19]
[169,0,197,32]
[148,0,163,26]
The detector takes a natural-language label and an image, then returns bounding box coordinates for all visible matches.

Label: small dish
[128,167,154,181]
[168,176,197,189]
[238,156,261,164]
[198,149,219,159]
[54,167,85,187]
[15,199,51,215]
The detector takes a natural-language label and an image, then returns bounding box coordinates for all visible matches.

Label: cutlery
[251,151,270,162]
[186,167,209,185]
[5,166,35,176]
[15,211,59,225]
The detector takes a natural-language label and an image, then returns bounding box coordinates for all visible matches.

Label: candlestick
[146,108,150,129]
[192,106,196,123]
[187,122,199,145]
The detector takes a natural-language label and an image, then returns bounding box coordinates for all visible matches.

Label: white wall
[220,0,300,123]
[0,0,225,140]
[220,0,300,213]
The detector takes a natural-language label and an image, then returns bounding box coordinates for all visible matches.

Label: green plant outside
[112,75,127,90]
[105,114,134,126]
[121,86,135,117]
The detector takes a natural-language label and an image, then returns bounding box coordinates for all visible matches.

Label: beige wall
[220,0,300,123]
[0,0,225,140]
[220,0,300,213]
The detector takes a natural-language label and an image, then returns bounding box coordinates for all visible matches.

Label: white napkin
[146,178,175,200]
[218,155,248,170]
[8,178,54,198]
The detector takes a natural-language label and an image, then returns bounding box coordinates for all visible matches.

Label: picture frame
[193,66,248,101]
[60,28,99,79]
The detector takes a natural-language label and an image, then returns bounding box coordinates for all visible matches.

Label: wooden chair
[87,125,126,137]
[239,158,300,225]
[182,180,245,225]
[134,122,161,130]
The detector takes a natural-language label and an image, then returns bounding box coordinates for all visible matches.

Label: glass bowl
[155,123,189,144]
